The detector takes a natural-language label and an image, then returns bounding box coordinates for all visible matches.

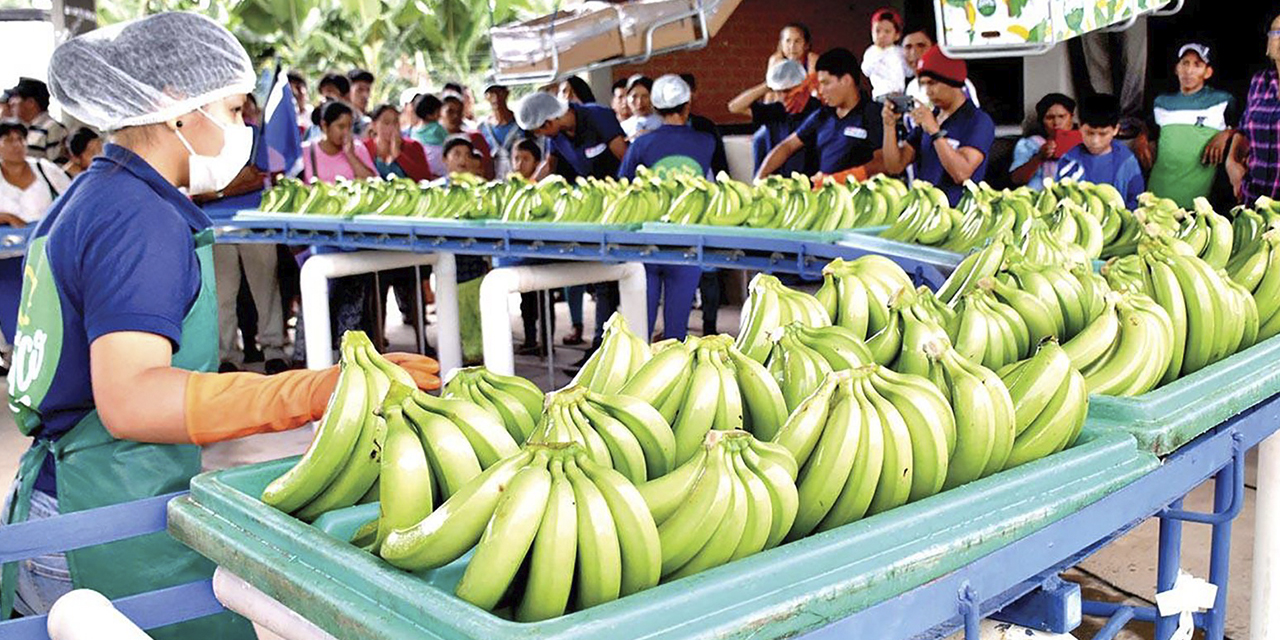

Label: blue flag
[258,69,302,175]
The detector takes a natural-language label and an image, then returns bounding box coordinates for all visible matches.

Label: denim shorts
[1,486,73,616]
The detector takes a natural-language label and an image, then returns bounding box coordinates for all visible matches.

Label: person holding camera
[881,46,995,206]
[754,48,884,183]
[1010,93,1078,191]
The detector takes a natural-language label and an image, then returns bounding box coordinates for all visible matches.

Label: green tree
[98,0,552,103]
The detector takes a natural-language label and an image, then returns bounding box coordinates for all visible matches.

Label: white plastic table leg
[479,262,647,376]
[47,589,152,640]
[1252,433,1280,640]
[212,568,337,640]
[299,251,461,374]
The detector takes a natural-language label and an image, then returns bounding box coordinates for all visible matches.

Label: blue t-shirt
[26,144,208,493]
[549,103,626,179]
[618,124,717,180]
[1056,141,1145,209]
[906,100,996,205]
[794,99,885,174]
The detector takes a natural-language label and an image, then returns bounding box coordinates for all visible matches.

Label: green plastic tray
[639,222,845,243]
[312,502,380,542]
[234,211,356,222]
[836,232,965,269]
[352,214,491,227]
[1087,332,1280,455]
[482,220,642,232]
[168,426,1155,640]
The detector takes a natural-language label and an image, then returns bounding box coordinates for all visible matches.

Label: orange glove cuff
[826,165,870,186]
[184,368,339,445]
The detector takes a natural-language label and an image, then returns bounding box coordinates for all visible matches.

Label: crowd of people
[4,10,1280,378]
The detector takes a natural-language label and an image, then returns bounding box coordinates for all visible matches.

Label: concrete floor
[0,291,1266,639]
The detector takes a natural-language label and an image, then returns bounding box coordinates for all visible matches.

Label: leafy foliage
[97,0,554,103]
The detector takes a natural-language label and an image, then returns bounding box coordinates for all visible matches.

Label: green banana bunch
[623,335,788,455]
[263,332,417,518]
[704,176,754,227]
[443,366,544,444]
[849,180,893,227]
[1003,261,1092,341]
[1227,205,1274,260]
[665,182,710,225]
[920,337,1015,486]
[735,273,832,362]
[1044,199,1103,260]
[947,288,1030,371]
[638,429,798,580]
[1175,198,1234,269]
[1228,229,1280,341]
[1066,290,1174,396]
[572,312,652,394]
[260,178,305,212]
[763,323,874,412]
[936,237,1009,306]
[811,180,856,231]
[771,364,951,534]
[886,288,952,376]
[816,255,915,342]
[881,182,955,245]
[997,340,1087,468]
[526,384,676,483]
[381,443,660,620]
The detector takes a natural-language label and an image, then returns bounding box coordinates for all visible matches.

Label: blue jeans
[1,487,73,615]
[565,285,585,326]
[646,264,702,341]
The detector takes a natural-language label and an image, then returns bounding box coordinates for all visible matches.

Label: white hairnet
[651,74,690,110]
[515,92,569,131]
[48,12,257,131]
[766,59,807,91]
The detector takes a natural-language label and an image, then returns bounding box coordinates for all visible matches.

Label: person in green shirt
[1135,42,1239,208]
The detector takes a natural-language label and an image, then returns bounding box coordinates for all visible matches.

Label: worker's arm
[533,153,558,181]
[755,134,804,180]
[0,213,27,227]
[91,331,440,445]
[608,135,629,161]
[728,83,770,116]
[191,165,267,204]
[910,103,984,184]
[817,150,887,186]
[880,101,916,175]
[1227,132,1249,200]
[90,331,198,443]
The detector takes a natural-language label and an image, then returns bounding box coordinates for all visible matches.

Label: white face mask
[175,107,253,195]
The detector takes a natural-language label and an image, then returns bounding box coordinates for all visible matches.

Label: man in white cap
[1134,41,1239,208]
[728,59,822,176]
[617,74,716,343]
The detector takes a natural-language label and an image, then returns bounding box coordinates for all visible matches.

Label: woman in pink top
[302,100,377,183]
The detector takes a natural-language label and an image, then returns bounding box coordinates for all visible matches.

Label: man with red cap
[882,46,995,206]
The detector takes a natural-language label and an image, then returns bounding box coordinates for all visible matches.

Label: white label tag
[945,138,961,149]
[843,126,868,139]
[585,143,607,158]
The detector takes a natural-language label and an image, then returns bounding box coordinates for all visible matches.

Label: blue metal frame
[211,218,952,287]
[0,492,219,640]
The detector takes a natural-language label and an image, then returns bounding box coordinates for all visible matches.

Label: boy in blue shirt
[618,75,717,341]
[1057,93,1145,209]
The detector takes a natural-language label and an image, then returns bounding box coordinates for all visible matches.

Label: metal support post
[1154,497,1185,640]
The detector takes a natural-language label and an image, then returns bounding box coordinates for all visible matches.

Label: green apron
[2,229,252,638]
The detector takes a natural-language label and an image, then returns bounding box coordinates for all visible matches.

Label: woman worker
[0,13,438,637]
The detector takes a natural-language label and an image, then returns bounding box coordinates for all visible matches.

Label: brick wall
[613,0,886,124]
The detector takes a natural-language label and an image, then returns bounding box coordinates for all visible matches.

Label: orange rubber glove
[814,165,870,188]
[183,353,440,445]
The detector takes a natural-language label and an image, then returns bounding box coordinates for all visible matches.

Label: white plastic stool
[479,262,648,377]
[299,251,460,374]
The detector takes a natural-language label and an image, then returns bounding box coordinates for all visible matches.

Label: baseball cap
[651,74,691,109]
[1177,43,1210,64]
[766,60,808,91]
